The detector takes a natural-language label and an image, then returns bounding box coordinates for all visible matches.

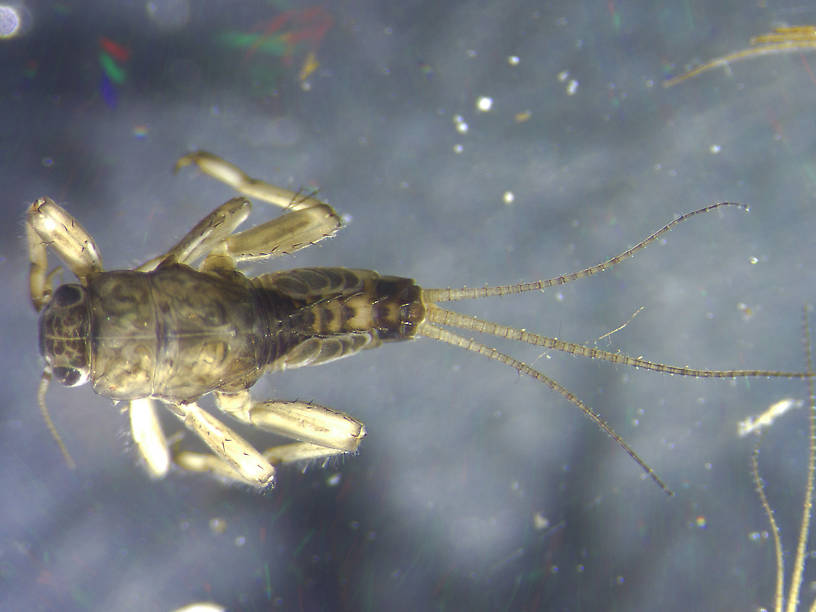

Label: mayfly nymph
[27,151,808,493]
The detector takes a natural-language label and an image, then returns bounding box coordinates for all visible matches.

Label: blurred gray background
[3,1,816,610]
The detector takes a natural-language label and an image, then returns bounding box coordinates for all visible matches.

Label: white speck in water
[533,512,550,530]
[476,96,493,112]
[326,473,342,486]
[453,114,469,133]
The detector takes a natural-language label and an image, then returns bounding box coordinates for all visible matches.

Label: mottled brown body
[87,266,261,401]
[28,151,812,491]
[40,264,424,404]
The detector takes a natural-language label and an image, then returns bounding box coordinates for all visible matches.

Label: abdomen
[252,268,425,371]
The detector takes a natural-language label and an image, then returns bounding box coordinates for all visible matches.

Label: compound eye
[53,366,88,387]
[53,284,84,307]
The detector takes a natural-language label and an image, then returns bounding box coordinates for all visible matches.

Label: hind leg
[139,152,342,274]
[168,400,277,488]
[172,390,366,486]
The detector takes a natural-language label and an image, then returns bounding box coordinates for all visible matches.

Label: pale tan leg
[263,442,347,466]
[171,391,366,484]
[175,440,349,485]
[128,398,170,478]
[216,202,341,261]
[174,446,256,486]
[141,153,343,273]
[174,150,328,211]
[216,391,366,453]
[195,203,342,275]
[137,197,251,272]
[25,197,103,311]
[168,400,276,488]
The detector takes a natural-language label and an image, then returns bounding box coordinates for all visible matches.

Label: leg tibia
[174,450,259,487]
[172,401,276,487]
[175,150,329,211]
[174,440,354,486]
[263,441,352,465]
